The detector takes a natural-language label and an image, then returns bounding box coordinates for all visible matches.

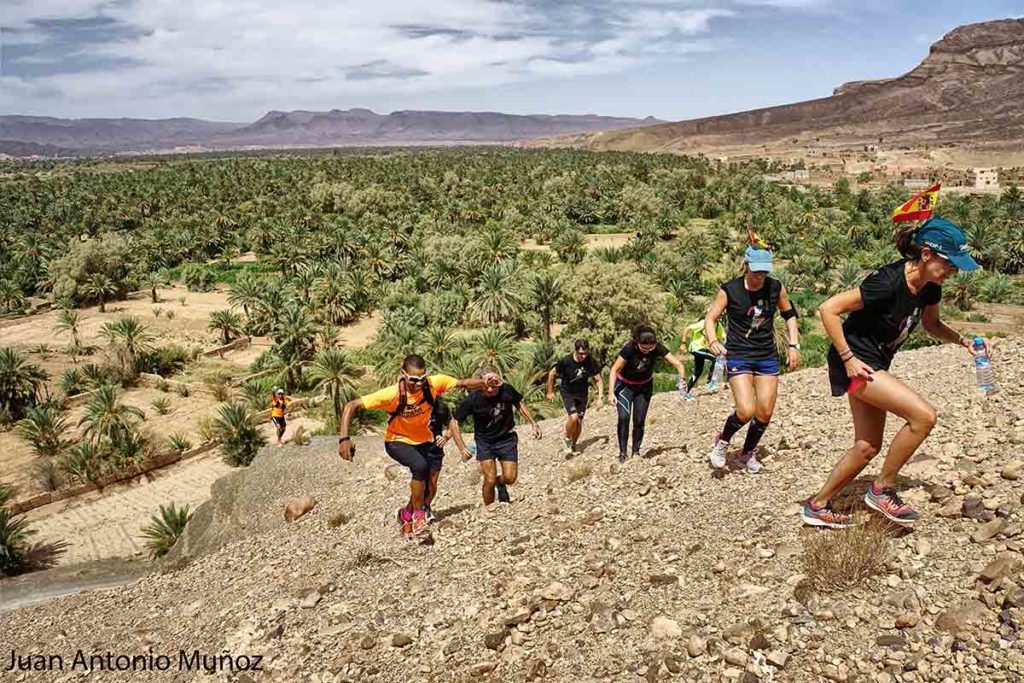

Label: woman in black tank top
[703,246,801,474]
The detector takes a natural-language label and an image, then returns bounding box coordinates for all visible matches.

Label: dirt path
[24,452,234,566]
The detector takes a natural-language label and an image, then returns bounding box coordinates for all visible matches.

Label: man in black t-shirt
[450,365,542,505]
[546,339,603,457]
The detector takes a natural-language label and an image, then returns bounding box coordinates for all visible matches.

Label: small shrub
[165,310,176,320]
[328,510,349,527]
[802,517,889,591]
[140,502,192,559]
[0,483,35,576]
[150,396,172,415]
[155,378,169,392]
[33,459,65,492]
[152,306,163,318]
[178,295,188,307]
[177,384,191,398]
[61,442,104,485]
[211,403,267,467]
[182,264,216,293]
[291,424,311,446]
[168,433,193,455]
[58,367,87,397]
[204,372,234,402]
[197,415,216,443]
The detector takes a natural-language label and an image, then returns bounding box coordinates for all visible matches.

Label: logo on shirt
[746,302,767,338]
[885,309,920,353]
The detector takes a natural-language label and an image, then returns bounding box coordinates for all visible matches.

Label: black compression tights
[687,351,718,391]
[614,380,652,455]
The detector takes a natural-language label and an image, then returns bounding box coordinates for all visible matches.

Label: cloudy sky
[1,0,1020,122]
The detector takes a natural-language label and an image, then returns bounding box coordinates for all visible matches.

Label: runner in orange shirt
[270,388,291,447]
[337,354,500,537]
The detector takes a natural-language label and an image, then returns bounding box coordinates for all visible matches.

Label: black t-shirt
[721,276,782,361]
[841,260,942,370]
[454,385,523,442]
[554,354,601,398]
[616,341,669,384]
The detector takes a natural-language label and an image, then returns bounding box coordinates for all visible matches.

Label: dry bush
[291,424,311,446]
[566,461,594,483]
[802,517,889,591]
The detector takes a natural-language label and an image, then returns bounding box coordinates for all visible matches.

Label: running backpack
[388,379,449,438]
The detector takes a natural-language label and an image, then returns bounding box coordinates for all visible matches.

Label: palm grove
[1,148,1022,572]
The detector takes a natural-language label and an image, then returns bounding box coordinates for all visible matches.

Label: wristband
[338,436,351,444]
[840,350,855,362]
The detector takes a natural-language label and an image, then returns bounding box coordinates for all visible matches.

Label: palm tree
[227,274,263,320]
[945,271,978,311]
[0,281,26,315]
[61,442,103,485]
[271,303,317,389]
[140,503,192,559]
[55,309,84,349]
[422,325,457,367]
[308,347,359,428]
[100,316,153,377]
[142,270,169,304]
[15,404,73,458]
[82,273,116,312]
[78,385,145,445]
[0,347,48,421]
[212,402,267,467]
[525,271,562,343]
[208,309,243,345]
[471,263,523,326]
[470,328,520,372]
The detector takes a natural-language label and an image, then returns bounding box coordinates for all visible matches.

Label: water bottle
[469,441,478,457]
[711,355,727,386]
[973,337,998,395]
[676,374,687,396]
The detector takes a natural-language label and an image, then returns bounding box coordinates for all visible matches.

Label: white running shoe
[740,450,763,474]
[562,437,574,456]
[708,434,728,469]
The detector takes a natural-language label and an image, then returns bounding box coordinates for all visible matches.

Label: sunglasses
[403,372,428,385]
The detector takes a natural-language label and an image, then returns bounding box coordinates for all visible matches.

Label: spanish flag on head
[892,183,940,223]
[746,225,771,251]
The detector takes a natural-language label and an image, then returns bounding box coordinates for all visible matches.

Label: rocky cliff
[539,18,1024,154]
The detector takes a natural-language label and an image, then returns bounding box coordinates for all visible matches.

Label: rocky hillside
[533,18,1024,154]
[0,110,660,156]
[2,340,1023,682]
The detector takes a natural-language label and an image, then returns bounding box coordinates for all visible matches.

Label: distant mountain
[0,109,662,156]
[529,18,1024,155]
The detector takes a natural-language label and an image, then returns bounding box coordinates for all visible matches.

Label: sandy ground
[335,310,383,348]
[0,386,222,496]
[15,414,326,567]
[23,451,234,565]
[521,233,634,252]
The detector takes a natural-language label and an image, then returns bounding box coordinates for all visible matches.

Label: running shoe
[800,499,853,529]
[495,479,510,504]
[864,485,920,525]
[410,510,429,536]
[704,381,721,392]
[562,437,574,456]
[684,391,695,401]
[618,451,627,464]
[739,450,763,474]
[397,507,414,537]
[424,505,436,524]
[707,434,728,469]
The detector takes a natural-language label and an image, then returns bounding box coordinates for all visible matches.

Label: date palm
[525,271,562,343]
[0,347,48,421]
[0,483,35,577]
[208,309,243,345]
[471,263,523,326]
[227,274,263,320]
[470,327,520,372]
[308,347,359,428]
[78,384,145,445]
[15,404,74,458]
[82,273,116,312]
[141,503,192,559]
[100,316,153,377]
[55,309,84,349]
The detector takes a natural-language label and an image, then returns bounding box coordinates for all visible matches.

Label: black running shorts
[561,394,588,418]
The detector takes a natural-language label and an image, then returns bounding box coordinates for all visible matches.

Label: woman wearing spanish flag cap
[802,217,985,529]
[704,235,801,474]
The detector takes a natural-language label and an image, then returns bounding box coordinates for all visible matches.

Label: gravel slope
[1,340,1022,683]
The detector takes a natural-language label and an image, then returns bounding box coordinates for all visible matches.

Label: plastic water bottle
[973,337,998,395]
[469,441,478,457]
[676,374,687,395]
[711,355,727,386]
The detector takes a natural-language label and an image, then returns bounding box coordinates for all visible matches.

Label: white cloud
[0,0,812,118]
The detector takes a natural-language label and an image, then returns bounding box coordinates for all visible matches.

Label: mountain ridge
[0,109,662,156]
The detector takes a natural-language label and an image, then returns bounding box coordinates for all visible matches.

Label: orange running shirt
[271,396,290,417]
[360,375,458,445]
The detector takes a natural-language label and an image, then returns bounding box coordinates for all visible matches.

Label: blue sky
[1,0,1020,122]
